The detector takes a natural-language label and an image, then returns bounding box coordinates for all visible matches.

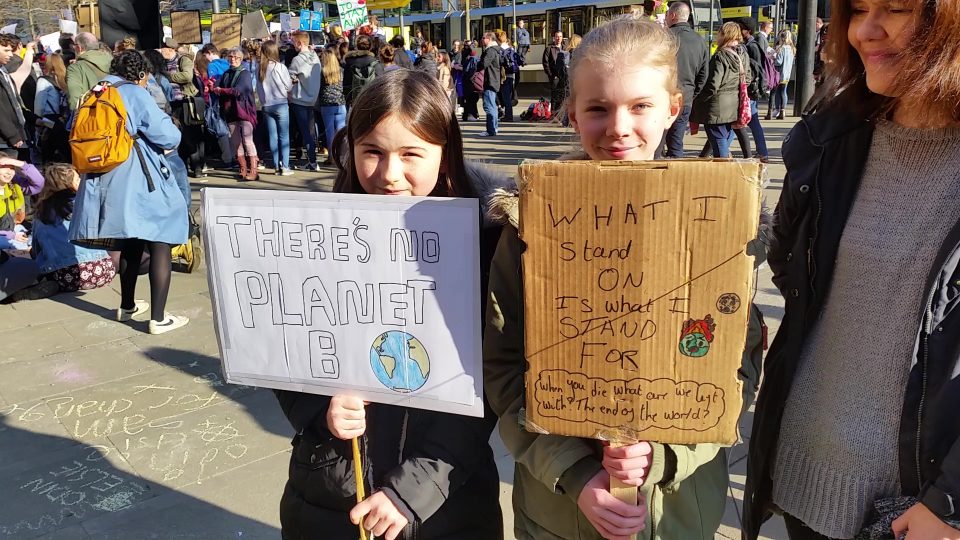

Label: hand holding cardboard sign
[602,442,654,488]
[327,394,366,439]
[349,491,409,540]
[577,470,646,540]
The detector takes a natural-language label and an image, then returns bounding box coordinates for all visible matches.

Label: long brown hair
[813,0,960,121]
[333,70,473,198]
[43,53,67,91]
[259,40,280,83]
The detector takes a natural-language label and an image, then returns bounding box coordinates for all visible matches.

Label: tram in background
[378,0,721,84]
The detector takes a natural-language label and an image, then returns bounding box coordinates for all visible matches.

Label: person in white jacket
[257,41,294,175]
[288,32,323,171]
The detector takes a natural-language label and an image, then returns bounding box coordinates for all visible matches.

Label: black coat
[480,46,501,92]
[276,163,514,540]
[742,90,960,539]
[0,68,25,149]
[541,44,564,81]
[669,22,709,109]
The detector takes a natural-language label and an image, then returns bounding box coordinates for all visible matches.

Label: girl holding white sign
[484,16,765,540]
[274,69,510,540]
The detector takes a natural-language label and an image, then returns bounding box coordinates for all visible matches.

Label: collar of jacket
[345,50,374,60]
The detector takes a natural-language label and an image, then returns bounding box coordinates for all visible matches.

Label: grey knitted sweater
[771,120,960,538]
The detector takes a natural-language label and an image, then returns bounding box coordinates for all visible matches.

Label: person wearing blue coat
[69,50,190,335]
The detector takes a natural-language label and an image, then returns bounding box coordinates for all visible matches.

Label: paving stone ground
[0,106,794,539]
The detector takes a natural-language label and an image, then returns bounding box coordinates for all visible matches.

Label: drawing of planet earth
[370,331,430,393]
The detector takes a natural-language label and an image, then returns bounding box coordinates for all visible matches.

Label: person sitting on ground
[32,163,115,296]
[0,155,44,302]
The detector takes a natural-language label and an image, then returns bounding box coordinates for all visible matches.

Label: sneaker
[279,168,295,176]
[478,132,496,137]
[296,163,321,172]
[148,314,190,335]
[117,300,149,322]
[201,165,212,173]
[257,163,266,171]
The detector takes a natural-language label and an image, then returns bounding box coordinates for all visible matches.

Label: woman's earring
[138,71,146,81]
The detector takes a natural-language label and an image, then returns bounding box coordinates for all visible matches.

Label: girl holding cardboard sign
[273,69,510,540]
[484,16,766,540]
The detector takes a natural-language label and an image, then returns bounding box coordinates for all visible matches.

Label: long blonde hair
[776,30,795,54]
[321,48,341,84]
[568,15,680,104]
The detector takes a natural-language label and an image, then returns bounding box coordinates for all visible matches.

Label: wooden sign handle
[610,443,639,540]
[352,437,369,540]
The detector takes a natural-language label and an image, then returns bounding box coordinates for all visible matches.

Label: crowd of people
[1,0,959,538]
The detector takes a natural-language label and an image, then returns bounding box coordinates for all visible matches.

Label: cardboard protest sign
[242,10,270,39]
[209,13,242,50]
[75,4,99,38]
[519,160,762,445]
[336,0,368,31]
[171,10,202,44]
[202,188,485,418]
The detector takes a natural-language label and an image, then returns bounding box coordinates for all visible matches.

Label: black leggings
[118,240,172,322]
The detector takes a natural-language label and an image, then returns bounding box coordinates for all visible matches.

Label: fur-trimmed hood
[465,161,516,229]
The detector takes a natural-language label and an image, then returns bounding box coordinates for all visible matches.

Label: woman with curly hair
[69,50,190,335]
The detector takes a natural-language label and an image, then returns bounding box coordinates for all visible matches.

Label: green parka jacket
[690,47,752,126]
[483,154,767,540]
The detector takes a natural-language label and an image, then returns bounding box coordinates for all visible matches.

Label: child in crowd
[273,69,510,540]
[0,156,43,250]
[0,155,44,302]
[483,16,765,539]
[33,163,115,294]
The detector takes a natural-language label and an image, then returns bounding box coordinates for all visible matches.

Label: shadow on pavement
[0,415,279,539]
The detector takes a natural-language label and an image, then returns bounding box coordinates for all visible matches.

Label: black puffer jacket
[276,162,514,540]
[690,47,750,126]
[743,89,960,539]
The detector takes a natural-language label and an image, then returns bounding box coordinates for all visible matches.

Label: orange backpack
[69,81,136,175]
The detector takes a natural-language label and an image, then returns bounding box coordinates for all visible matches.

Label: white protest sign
[38,32,61,52]
[269,22,282,33]
[336,0,368,31]
[0,23,16,34]
[59,19,78,34]
[202,189,485,417]
[279,13,292,32]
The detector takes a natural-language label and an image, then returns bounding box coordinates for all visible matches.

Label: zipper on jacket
[915,278,937,491]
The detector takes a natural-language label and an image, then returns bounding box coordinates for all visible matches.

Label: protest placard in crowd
[520,160,762,445]
[203,188,485,418]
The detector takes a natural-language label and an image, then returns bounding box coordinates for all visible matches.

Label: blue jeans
[264,103,290,169]
[482,89,499,135]
[664,104,692,158]
[500,77,515,121]
[705,124,736,158]
[774,83,789,114]
[319,105,347,158]
[747,100,768,157]
[290,103,317,165]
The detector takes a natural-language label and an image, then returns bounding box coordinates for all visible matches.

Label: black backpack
[350,61,378,101]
